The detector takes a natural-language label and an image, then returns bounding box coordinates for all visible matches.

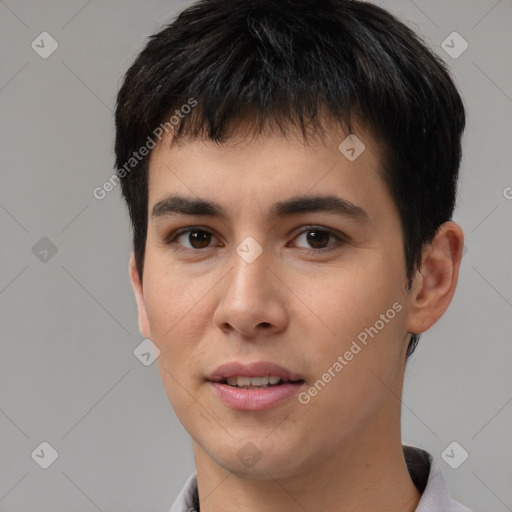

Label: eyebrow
[151,194,369,223]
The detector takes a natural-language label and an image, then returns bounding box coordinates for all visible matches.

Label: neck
[193,414,421,512]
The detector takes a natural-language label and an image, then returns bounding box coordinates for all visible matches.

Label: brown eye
[167,228,219,251]
[186,230,212,249]
[291,226,346,254]
[305,229,331,249]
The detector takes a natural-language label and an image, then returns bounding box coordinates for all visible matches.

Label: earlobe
[129,253,152,339]
[405,221,464,335]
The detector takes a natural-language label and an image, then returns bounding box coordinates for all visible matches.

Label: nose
[213,242,289,339]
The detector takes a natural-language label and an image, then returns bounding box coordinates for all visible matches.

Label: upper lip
[207,361,305,382]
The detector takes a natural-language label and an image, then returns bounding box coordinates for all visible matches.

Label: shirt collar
[170,445,471,512]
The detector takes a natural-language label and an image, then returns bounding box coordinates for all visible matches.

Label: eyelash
[164,225,347,256]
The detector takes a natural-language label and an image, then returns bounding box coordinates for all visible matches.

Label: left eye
[291,227,344,252]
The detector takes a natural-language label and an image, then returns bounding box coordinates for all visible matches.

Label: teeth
[226,376,282,387]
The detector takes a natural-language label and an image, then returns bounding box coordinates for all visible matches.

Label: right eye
[166,227,221,252]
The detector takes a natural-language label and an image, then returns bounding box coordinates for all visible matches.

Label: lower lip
[208,381,305,410]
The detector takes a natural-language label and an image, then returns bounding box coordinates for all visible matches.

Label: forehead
[145,122,393,226]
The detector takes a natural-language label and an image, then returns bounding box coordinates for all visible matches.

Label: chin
[204,437,306,481]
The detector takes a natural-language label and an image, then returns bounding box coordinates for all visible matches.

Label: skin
[129,121,464,512]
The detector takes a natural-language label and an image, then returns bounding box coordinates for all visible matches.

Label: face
[131,123,420,480]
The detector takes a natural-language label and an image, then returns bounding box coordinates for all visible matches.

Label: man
[114,0,471,510]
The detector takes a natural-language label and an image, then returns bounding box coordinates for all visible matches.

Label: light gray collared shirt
[169,446,472,512]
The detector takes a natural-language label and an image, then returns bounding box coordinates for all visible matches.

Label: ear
[129,252,152,339]
[405,221,464,335]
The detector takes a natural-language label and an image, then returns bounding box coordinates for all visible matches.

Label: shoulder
[404,445,472,512]
[169,472,199,512]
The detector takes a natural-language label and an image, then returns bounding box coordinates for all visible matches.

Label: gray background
[0,0,511,511]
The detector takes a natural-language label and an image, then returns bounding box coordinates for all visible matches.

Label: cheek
[300,258,403,344]
[294,258,407,403]
[145,277,210,417]
[143,252,208,331]
[296,285,406,446]
[142,262,205,371]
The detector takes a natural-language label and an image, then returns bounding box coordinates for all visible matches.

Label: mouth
[214,375,305,389]
[206,361,306,410]
[207,360,305,386]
